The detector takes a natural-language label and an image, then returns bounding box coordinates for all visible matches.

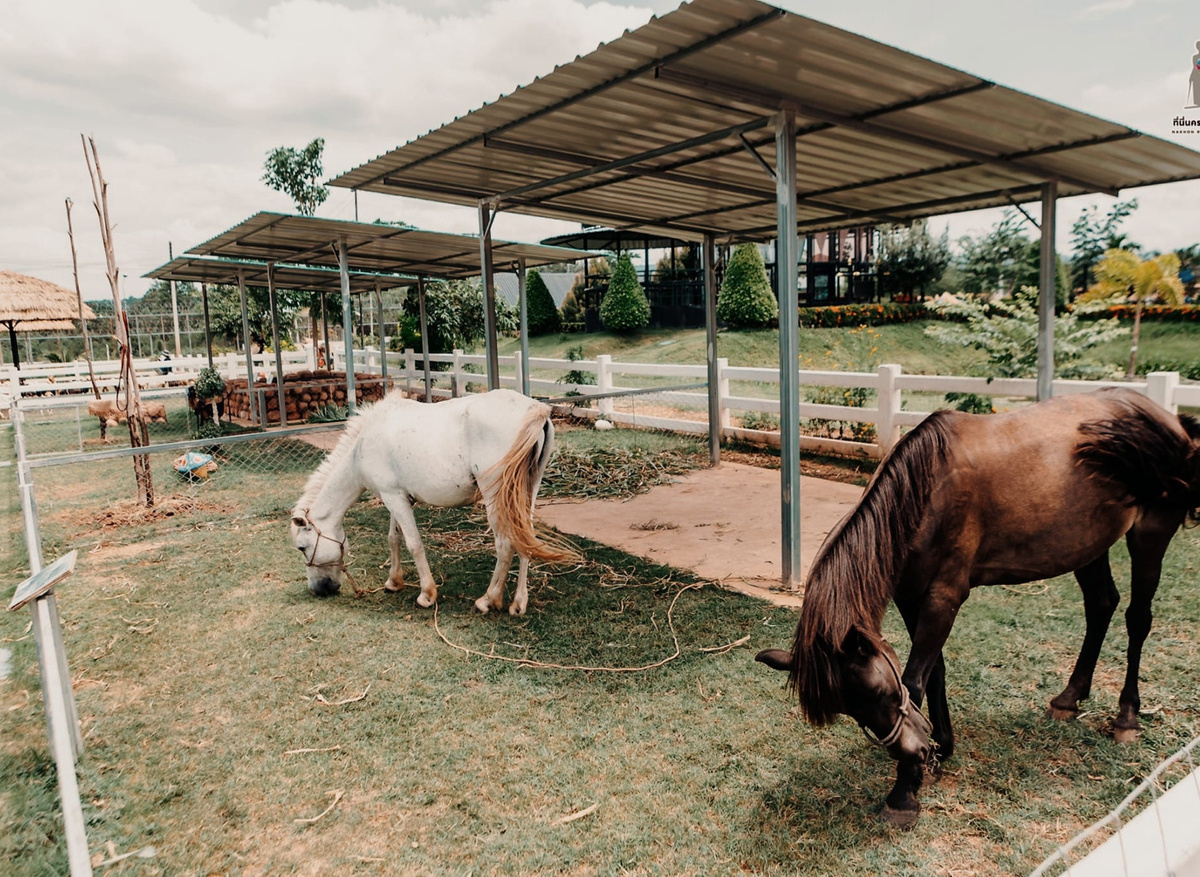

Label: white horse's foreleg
[510,556,530,616]
[384,516,404,592]
[475,535,514,615]
[383,495,437,608]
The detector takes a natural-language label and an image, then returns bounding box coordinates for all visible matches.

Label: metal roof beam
[653,68,1122,196]
[803,130,1142,201]
[485,116,773,203]
[346,6,786,190]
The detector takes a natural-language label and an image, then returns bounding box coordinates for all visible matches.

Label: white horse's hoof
[384,578,403,593]
[416,591,436,608]
[473,596,498,614]
[509,601,527,617]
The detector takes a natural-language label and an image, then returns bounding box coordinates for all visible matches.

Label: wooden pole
[64,198,100,400]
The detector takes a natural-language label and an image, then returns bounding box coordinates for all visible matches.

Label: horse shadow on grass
[734,699,1175,873]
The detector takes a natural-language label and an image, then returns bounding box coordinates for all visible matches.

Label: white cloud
[1,0,1197,303]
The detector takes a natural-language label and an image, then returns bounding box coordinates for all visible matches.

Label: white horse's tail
[484,404,579,564]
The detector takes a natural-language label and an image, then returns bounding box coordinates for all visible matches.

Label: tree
[877,221,951,300]
[1078,248,1184,377]
[716,242,777,328]
[401,279,516,353]
[1174,244,1199,300]
[204,283,307,347]
[1068,198,1138,294]
[524,269,561,335]
[262,138,329,216]
[599,254,650,333]
[957,211,1070,306]
[924,287,1128,380]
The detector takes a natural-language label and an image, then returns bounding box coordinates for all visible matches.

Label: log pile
[222,371,389,424]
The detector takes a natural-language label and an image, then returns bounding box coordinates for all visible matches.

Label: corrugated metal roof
[329,0,1200,241]
[144,255,414,293]
[184,213,590,279]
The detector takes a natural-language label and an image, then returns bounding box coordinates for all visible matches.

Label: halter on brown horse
[757,388,1200,827]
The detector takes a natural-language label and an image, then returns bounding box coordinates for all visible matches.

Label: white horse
[290,388,576,615]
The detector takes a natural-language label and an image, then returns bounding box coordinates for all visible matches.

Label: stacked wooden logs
[222,371,388,424]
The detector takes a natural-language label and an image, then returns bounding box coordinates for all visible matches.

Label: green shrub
[1137,359,1200,380]
[944,392,995,414]
[195,367,226,401]
[1075,304,1200,322]
[560,288,584,325]
[717,243,777,328]
[798,303,928,327]
[308,404,349,423]
[740,411,779,431]
[599,254,650,333]
[525,269,561,335]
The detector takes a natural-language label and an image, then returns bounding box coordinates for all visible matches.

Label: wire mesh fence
[1029,734,1200,876]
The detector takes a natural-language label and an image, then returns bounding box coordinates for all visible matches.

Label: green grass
[3,419,1200,873]
[501,318,1199,381]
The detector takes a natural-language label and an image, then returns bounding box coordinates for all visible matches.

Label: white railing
[5,348,1196,459]
[389,349,1197,459]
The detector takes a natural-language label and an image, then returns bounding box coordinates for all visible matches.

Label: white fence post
[452,349,463,398]
[717,357,731,429]
[305,345,317,370]
[1145,371,1180,413]
[596,354,613,417]
[404,349,415,395]
[876,363,902,453]
[513,351,524,395]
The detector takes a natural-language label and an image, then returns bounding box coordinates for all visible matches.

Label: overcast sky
[3,0,1198,301]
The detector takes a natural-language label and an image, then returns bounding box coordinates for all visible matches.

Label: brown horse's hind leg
[1113,520,1177,742]
[1050,553,1119,720]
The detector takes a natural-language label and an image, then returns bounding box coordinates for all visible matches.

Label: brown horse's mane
[791,411,955,725]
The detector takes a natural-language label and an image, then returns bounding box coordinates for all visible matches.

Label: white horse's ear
[291,515,307,528]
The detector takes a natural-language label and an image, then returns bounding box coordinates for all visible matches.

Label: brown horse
[757,388,1200,828]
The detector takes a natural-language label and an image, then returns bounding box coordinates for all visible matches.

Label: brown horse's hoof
[1113,727,1141,744]
[1047,705,1078,721]
[880,805,920,829]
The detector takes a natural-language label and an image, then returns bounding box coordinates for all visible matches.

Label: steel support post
[374,281,388,388]
[337,238,356,414]
[478,201,500,390]
[201,282,213,370]
[703,234,720,467]
[267,263,286,425]
[237,267,257,426]
[518,259,530,396]
[775,109,802,589]
[417,277,432,403]
[1037,180,1058,401]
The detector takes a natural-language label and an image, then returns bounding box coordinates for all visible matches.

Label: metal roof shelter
[329,0,1200,586]
[185,213,591,403]
[146,255,414,423]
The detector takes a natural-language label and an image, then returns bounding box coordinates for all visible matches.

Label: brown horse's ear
[755,649,793,672]
[842,626,877,659]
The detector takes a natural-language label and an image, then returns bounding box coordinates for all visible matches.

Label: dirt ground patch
[540,461,863,608]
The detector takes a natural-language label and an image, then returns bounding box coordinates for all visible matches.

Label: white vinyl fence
[4,348,1198,460]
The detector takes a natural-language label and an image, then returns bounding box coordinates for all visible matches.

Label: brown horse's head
[290,510,348,597]
[757,626,932,763]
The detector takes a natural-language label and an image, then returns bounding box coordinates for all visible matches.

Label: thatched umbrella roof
[0,271,97,323]
[0,271,97,369]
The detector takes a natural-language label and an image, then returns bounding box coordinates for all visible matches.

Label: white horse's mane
[293,395,397,513]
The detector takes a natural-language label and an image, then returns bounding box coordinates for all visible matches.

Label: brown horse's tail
[1077,400,1200,526]
[483,404,579,563]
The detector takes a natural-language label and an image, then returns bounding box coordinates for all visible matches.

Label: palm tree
[1080,248,1184,377]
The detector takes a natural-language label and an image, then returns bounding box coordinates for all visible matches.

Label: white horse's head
[290,509,347,597]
